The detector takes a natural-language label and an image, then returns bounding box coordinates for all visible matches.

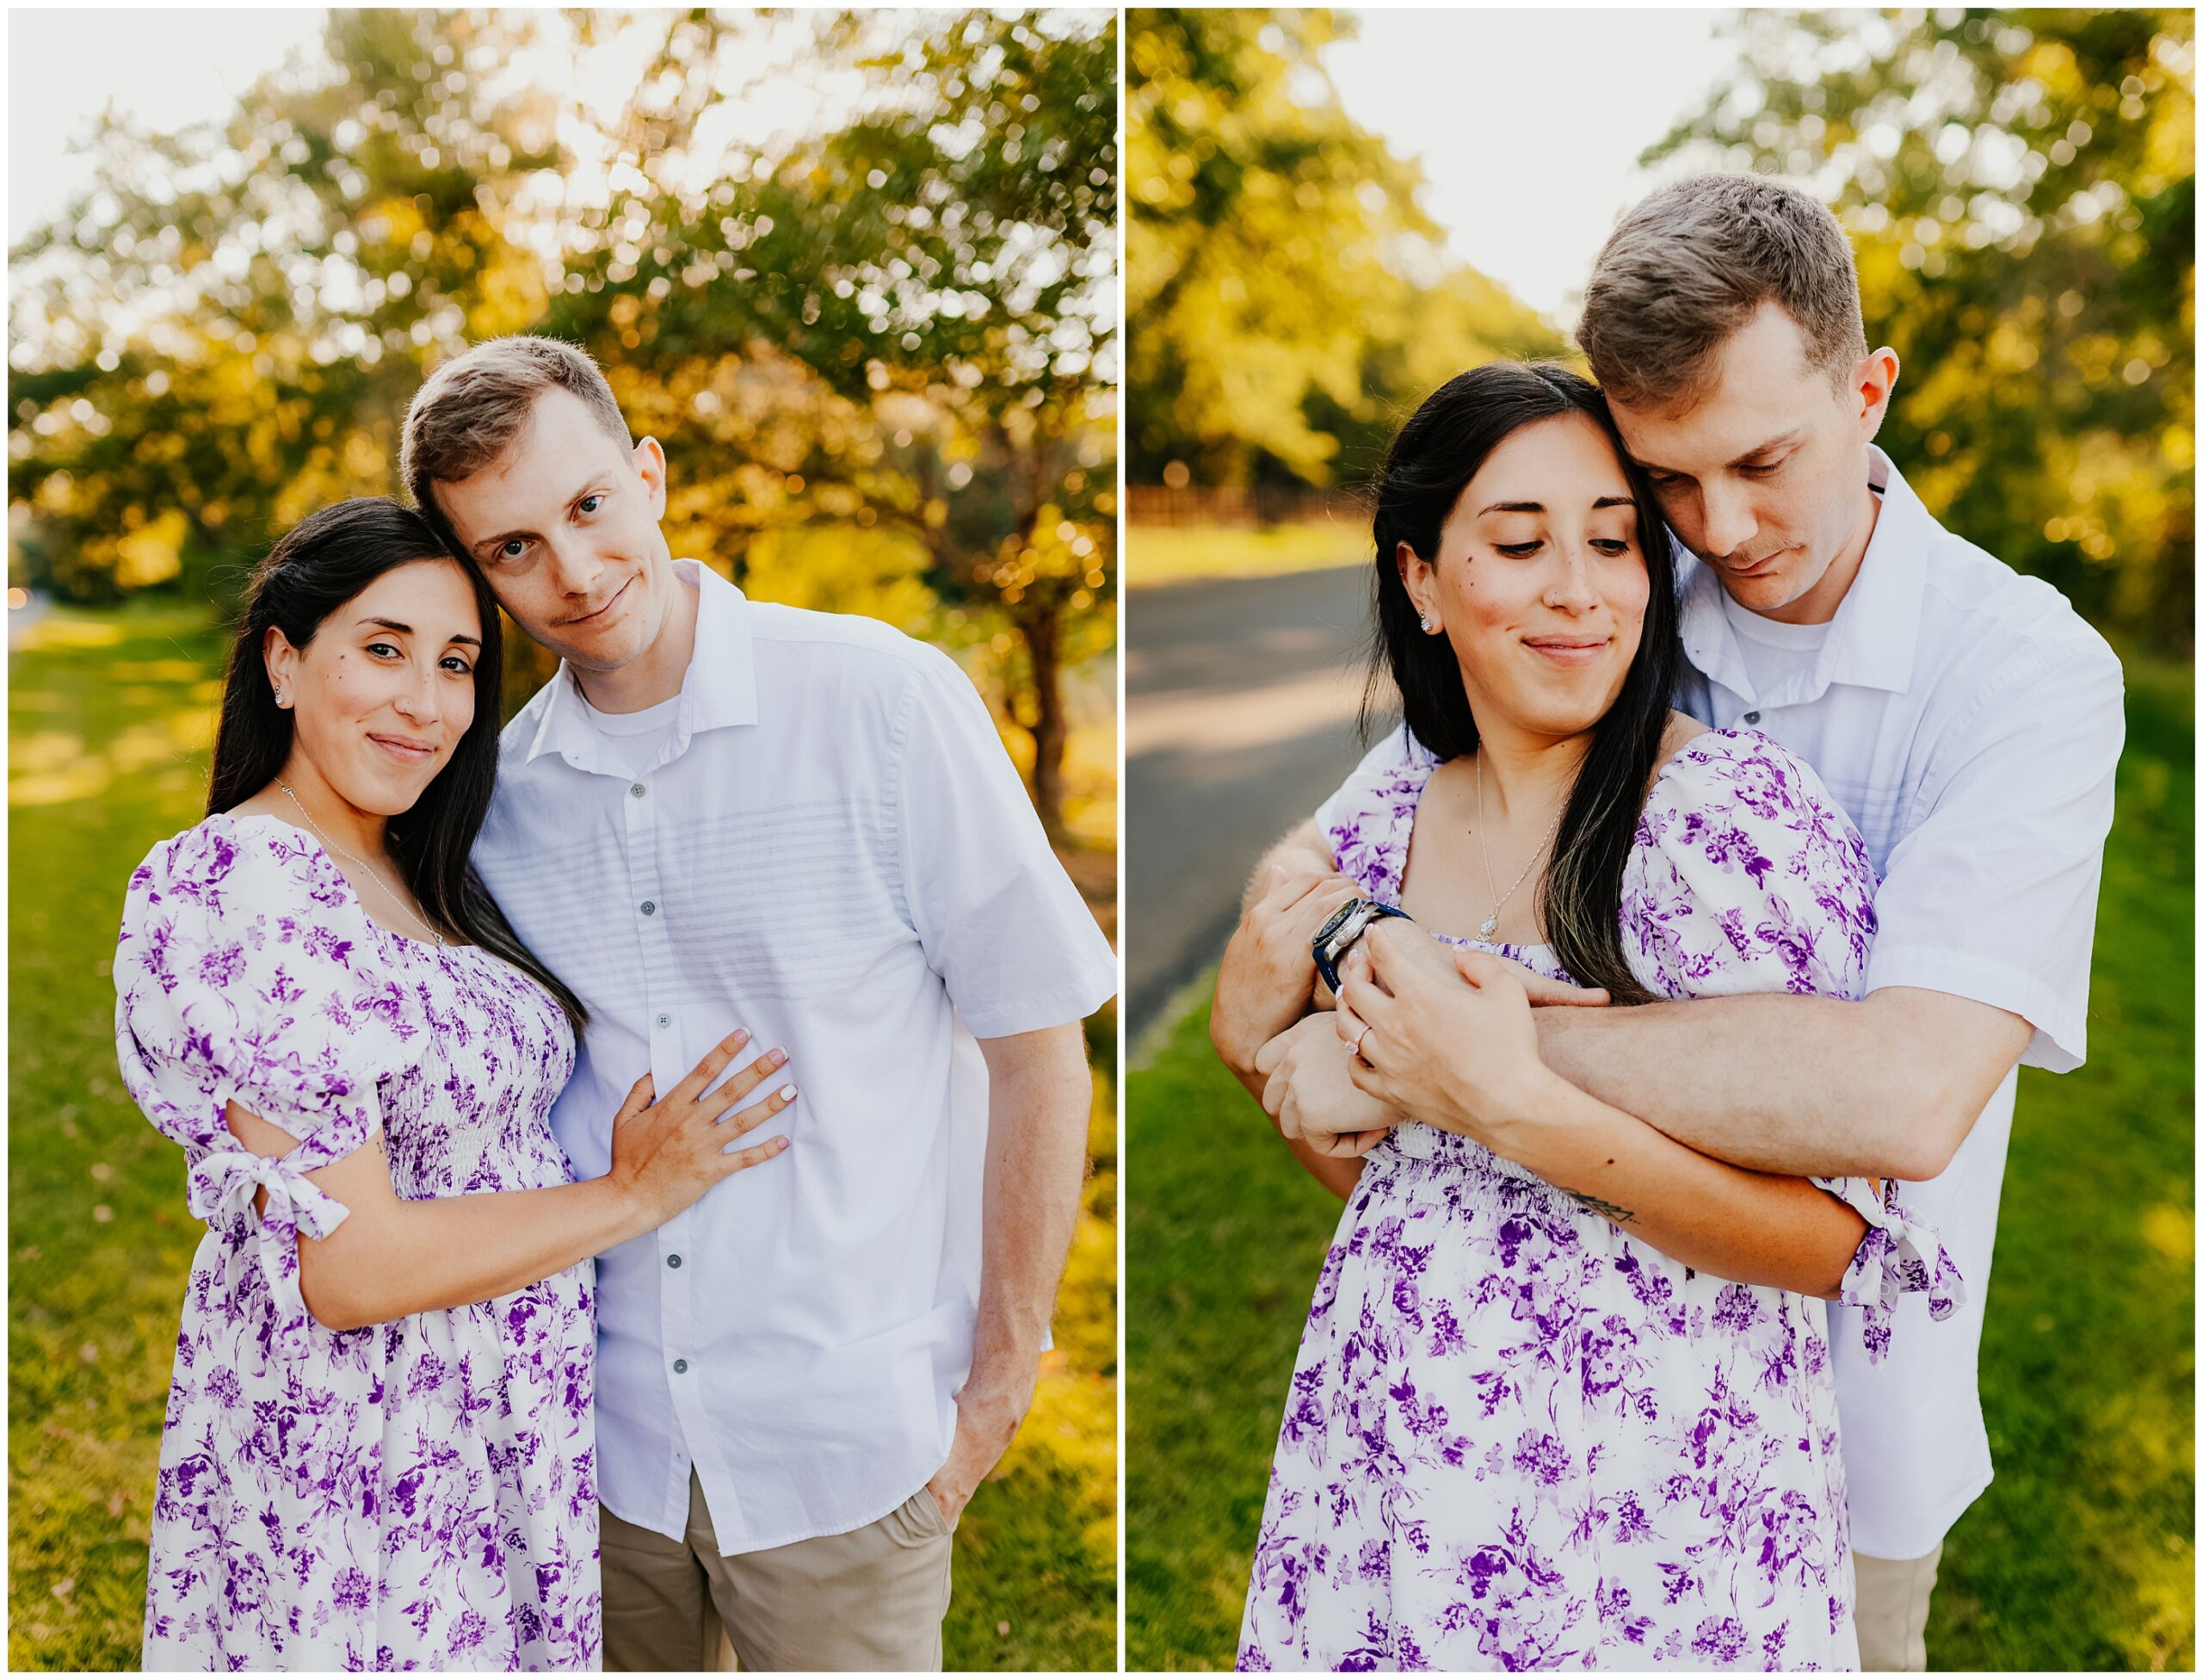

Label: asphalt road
[1126,563,1388,1043]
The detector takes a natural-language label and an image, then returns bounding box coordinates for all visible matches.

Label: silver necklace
[1472,753,1563,942]
[276,777,445,948]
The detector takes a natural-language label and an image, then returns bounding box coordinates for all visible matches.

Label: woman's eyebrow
[357,617,481,648]
[1479,497,1637,515]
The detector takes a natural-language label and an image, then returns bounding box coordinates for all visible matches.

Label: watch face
[1311,898,1365,951]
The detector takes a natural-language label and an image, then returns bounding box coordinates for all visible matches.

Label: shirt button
[1742,710,1762,725]
[666,1253,682,1269]
[657,1013,671,1028]
[672,1358,688,1374]
[630,782,646,798]
[641,900,657,916]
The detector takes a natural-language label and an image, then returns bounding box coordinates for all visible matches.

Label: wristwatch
[1311,898,1413,993]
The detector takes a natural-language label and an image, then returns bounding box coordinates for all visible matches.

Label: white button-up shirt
[472,560,1118,1553]
[1675,448,2124,1558]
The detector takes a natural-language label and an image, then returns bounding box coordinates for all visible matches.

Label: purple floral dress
[1237,729,1963,1672]
[114,813,597,1671]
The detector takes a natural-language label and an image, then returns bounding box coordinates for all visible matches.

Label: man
[399,336,1116,1671]
[1213,174,2123,1671]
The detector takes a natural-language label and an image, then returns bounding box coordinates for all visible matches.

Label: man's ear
[1854,347,1900,443]
[632,435,669,518]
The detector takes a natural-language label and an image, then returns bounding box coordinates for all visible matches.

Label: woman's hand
[608,1030,794,1226]
[1334,924,1598,1149]
[1211,864,1361,1079]
[1253,1013,1396,1156]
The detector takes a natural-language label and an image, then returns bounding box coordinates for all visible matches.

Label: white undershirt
[1720,593,1831,706]
[578,689,683,777]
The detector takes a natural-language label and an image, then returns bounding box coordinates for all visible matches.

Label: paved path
[1126,564,1385,1042]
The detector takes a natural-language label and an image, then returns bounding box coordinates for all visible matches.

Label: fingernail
[777,1084,797,1102]
[730,1028,750,1046]
[766,1047,787,1068]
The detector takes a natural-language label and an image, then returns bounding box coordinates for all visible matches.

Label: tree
[9,11,557,604]
[1645,9,2194,653]
[9,9,1115,835]
[1126,8,1563,490]
[540,9,1117,839]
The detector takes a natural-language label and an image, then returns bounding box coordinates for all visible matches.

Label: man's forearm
[970,1025,1093,1385]
[1533,989,2002,1180]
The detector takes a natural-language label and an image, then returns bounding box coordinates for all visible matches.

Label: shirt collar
[524,558,759,771]
[1677,445,1933,707]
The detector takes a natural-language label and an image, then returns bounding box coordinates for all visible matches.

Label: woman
[114,500,793,1670]
[1229,366,1959,1670]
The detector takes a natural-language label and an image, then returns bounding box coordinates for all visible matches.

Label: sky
[5,9,854,248]
[6,8,1739,329]
[9,9,330,244]
[1324,9,1742,330]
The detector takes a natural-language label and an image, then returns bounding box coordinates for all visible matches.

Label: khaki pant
[1853,1543,1943,1671]
[600,1472,954,1671]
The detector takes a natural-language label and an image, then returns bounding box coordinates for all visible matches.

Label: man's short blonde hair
[400,337,633,545]
[1577,174,1868,411]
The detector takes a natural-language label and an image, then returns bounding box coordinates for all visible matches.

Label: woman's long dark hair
[1361,361,1679,1003]
[207,498,588,1041]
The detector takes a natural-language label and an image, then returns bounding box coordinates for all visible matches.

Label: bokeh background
[9,9,1117,1670]
[1125,8,2193,1671]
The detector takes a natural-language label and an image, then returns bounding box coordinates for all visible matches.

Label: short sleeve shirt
[1671,448,2124,1557]
[472,560,1119,1554]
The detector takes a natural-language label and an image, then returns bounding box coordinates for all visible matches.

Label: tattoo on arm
[1560,1188,1636,1226]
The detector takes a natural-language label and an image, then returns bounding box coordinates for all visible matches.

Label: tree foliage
[540,9,1117,835]
[9,9,1115,834]
[1126,7,1564,490]
[1646,8,2194,653]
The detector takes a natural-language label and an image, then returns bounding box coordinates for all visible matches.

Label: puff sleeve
[114,818,410,1355]
[1621,731,1964,1361]
[1314,722,1437,905]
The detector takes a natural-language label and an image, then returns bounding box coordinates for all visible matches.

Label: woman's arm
[1478,1072,1865,1299]
[226,1032,793,1331]
[1337,933,1867,1298]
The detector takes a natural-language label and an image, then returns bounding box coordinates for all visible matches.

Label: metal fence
[1125,483,1368,527]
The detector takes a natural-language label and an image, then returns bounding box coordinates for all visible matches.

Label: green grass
[8,597,1117,1671]
[1126,657,2194,1671]
[1125,522,1367,588]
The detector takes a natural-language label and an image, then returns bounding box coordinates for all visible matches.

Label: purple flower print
[1237,729,1962,1671]
[1511,1431,1570,1488]
[1691,1615,1747,1665]
[114,814,595,1670]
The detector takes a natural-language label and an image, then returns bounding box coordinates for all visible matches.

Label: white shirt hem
[959,973,1120,1041]
[1850,1455,1993,1563]
[597,1467,944,1559]
[1864,946,2085,1072]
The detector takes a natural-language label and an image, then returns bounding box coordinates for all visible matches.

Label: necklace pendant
[1478,916,1498,941]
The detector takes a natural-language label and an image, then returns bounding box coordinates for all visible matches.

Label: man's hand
[1334,923,1608,1146]
[1253,1013,1397,1156]
[945,1022,1088,1529]
[926,1362,1034,1527]
[1210,862,1360,1080]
